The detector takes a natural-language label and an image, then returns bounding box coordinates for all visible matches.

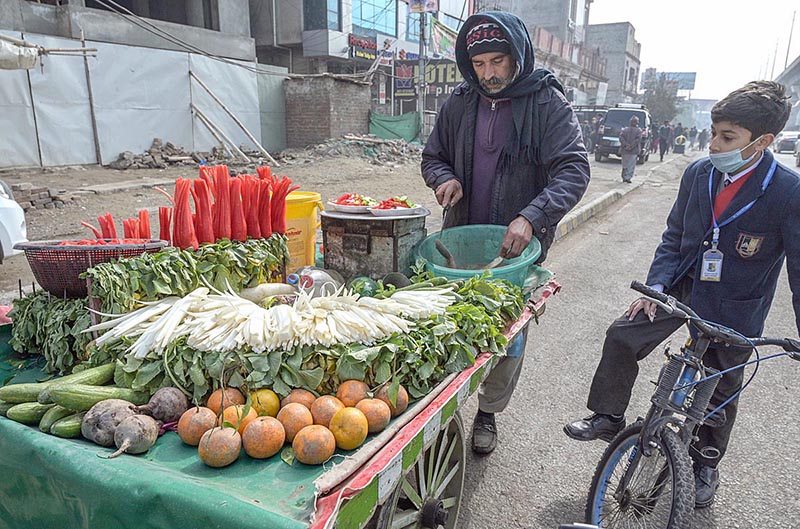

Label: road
[457,151,800,529]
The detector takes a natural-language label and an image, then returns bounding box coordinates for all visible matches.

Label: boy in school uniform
[564,80,800,507]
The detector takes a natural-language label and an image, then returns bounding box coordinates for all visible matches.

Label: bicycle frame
[610,281,800,503]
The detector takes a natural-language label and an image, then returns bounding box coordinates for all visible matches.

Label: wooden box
[321,211,427,280]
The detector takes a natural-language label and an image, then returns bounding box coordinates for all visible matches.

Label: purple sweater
[468,96,513,224]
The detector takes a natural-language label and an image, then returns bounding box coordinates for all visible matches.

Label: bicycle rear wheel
[585,422,694,529]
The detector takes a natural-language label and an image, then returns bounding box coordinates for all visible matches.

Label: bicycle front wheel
[585,422,694,529]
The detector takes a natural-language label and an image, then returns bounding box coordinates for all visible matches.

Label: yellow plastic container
[285,191,323,269]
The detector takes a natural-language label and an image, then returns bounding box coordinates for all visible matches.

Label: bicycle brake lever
[784,338,800,360]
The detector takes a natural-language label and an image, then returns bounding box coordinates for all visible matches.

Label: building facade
[584,21,640,105]
[485,0,607,105]
[776,54,800,131]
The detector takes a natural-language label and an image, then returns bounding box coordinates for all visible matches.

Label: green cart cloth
[0,325,325,529]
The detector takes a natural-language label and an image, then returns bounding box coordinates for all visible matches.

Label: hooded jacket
[421,11,590,261]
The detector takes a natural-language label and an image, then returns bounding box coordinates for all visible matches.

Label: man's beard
[480,76,512,94]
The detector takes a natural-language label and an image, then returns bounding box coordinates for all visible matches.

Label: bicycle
[584,281,800,529]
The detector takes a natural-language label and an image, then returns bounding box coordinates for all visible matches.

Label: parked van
[594,104,652,164]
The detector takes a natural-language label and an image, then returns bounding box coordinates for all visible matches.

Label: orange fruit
[356,398,391,434]
[250,389,281,417]
[280,389,317,411]
[328,407,369,451]
[218,404,258,435]
[198,427,242,468]
[375,384,409,417]
[177,406,217,446]
[311,395,345,428]
[276,402,313,442]
[292,425,336,465]
[336,380,369,407]
[206,387,246,415]
[242,416,285,459]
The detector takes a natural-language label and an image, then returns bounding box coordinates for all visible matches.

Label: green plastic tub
[414,224,551,290]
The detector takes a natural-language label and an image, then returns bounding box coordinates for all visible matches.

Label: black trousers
[587,278,753,468]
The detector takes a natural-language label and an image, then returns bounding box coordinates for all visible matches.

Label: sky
[589,0,800,100]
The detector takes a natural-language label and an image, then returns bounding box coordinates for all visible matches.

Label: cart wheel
[375,411,466,529]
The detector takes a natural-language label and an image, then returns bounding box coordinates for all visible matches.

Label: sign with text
[349,34,377,61]
[430,18,457,61]
[409,0,438,13]
[394,59,463,110]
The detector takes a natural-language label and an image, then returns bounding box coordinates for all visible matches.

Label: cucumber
[39,405,75,433]
[0,362,115,404]
[50,385,149,412]
[37,363,116,404]
[0,383,50,404]
[6,402,55,425]
[50,412,86,438]
[0,400,15,417]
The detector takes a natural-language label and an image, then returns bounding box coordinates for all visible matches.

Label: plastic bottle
[293,266,344,298]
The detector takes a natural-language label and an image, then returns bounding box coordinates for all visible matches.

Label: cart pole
[417,12,426,140]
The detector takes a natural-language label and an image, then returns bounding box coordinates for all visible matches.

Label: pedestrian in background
[658,120,671,161]
[618,115,642,183]
[689,126,698,150]
[421,10,590,455]
[698,128,709,151]
[582,120,594,153]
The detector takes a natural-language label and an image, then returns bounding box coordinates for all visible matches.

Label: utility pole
[770,39,779,79]
[417,12,427,139]
[786,11,796,70]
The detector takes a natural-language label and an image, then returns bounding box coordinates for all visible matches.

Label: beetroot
[106,415,159,459]
[135,387,190,423]
[81,399,137,447]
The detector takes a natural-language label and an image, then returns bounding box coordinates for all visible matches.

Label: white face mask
[708,136,762,174]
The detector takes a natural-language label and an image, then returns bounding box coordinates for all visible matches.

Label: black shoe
[694,463,720,508]
[471,411,497,455]
[564,413,625,442]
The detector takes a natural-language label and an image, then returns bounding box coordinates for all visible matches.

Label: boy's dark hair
[711,81,791,139]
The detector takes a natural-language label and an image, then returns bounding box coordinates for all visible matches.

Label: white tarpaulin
[0,40,38,70]
[189,54,261,152]
[88,41,192,164]
[0,31,39,167]
[0,32,267,168]
[26,34,96,166]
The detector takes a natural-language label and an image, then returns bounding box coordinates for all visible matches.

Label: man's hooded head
[456,11,544,99]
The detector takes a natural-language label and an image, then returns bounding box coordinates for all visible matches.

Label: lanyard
[707,158,777,248]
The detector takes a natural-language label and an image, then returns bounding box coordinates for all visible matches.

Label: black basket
[14,239,168,299]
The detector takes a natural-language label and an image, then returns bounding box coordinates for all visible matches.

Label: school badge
[735,233,763,258]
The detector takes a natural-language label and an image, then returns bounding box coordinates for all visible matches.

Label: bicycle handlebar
[630,281,800,358]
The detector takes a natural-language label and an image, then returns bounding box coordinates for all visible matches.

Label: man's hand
[435,180,463,208]
[500,216,533,258]
[626,298,658,322]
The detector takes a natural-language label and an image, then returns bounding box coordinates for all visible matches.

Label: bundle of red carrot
[80,211,152,240]
[78,165,299,251]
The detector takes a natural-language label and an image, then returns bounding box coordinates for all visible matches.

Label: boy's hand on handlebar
[626,298,658,322]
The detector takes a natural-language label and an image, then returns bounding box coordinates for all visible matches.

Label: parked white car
[0,180,27,263]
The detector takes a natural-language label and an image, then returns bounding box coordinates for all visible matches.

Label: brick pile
[107,138,257,170]
[10,183,76,212]
[276,135,422,167]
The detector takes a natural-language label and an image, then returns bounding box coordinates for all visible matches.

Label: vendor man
[421,11,590,454]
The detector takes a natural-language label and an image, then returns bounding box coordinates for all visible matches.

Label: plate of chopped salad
[369,196,427,217]
[326,193,378,213]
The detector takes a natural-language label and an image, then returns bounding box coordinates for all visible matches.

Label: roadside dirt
[0,156,437,305]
